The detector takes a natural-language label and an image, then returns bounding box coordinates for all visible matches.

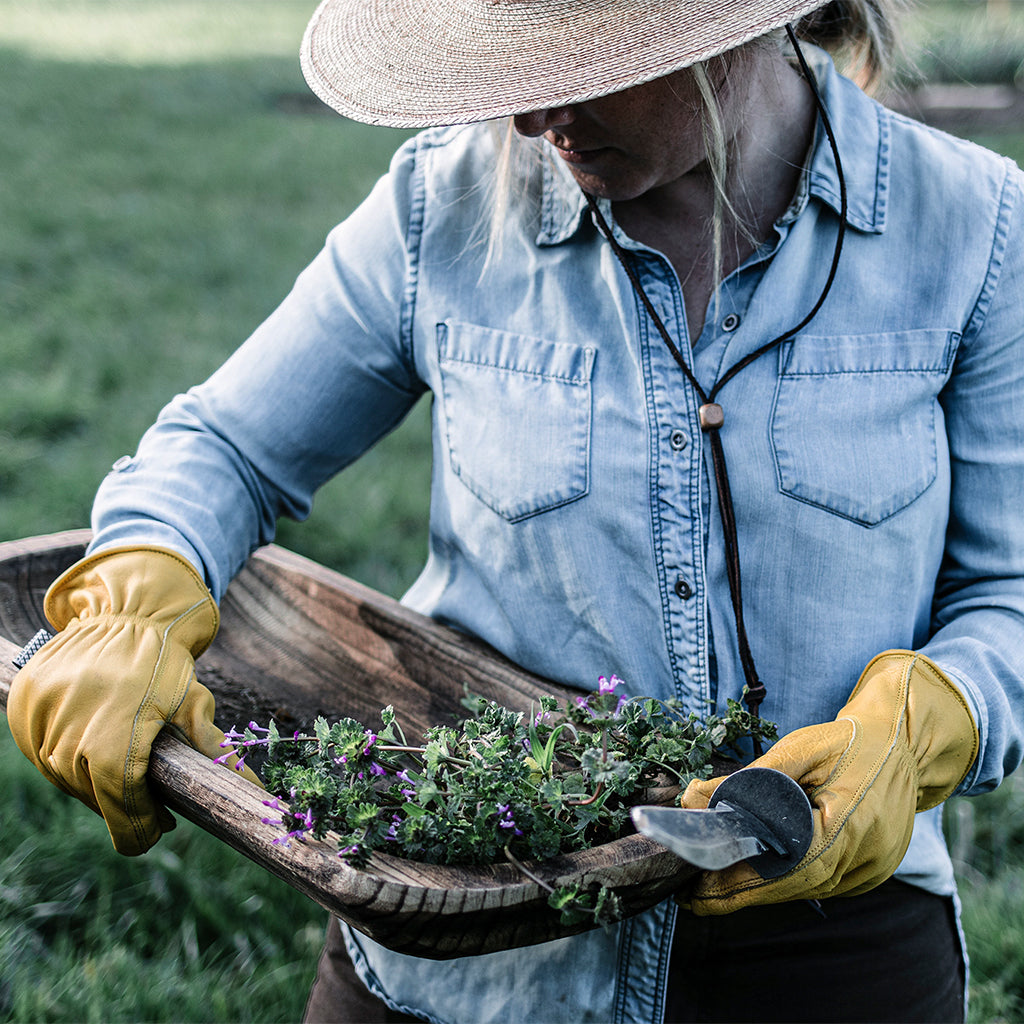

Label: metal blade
[630,767,815,877]
[630,804,766,870]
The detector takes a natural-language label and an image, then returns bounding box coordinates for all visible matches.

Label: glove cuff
[44,545,219,656]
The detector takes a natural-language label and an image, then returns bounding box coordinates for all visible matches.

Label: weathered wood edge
[0,533,701,959]
[1,631,693,956]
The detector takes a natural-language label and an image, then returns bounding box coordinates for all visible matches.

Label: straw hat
[300,0,832,129]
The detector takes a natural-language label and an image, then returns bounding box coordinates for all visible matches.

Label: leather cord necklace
[584,28,848,755]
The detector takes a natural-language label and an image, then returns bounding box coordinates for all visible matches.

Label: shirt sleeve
[89,136,426,600]
[924,157,1024,796]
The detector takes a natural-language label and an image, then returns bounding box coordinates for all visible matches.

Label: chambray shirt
[91,57,1024,1023]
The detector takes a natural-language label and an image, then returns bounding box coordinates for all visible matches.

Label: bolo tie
[583,28,848,756]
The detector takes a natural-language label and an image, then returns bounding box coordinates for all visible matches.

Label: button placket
[630,253,710,709]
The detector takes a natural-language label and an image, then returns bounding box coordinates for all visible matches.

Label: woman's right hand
[7,545,258,855]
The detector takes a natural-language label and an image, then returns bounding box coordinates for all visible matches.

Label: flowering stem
[566,782,605,807]
[503,845,555,895]
[376,744,472,767]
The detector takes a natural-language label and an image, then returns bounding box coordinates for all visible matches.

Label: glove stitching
[123,623,165,850]
[814,681,910,854]
[122,599,210,850]
[913,656,980,808]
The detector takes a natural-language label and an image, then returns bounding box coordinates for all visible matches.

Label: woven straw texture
[300,0,830,128]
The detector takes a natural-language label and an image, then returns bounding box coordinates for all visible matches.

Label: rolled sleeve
[90,138,426,599]
[926,158,1024,794]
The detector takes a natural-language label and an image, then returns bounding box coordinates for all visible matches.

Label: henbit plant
[221,677,778,928]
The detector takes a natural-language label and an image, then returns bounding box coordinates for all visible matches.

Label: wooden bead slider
[699,403,725,432]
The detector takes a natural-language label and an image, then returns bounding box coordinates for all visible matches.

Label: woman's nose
[512,105,576,137]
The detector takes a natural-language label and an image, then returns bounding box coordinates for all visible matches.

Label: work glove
[7,545,260,856]
[680,650,979,914]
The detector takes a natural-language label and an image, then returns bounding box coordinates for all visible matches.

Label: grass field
[2,2,1024,1021]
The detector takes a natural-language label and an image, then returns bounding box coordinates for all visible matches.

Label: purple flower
[262,796,287,811]
[369,762,387,776]
[575,695,595,717]
[247,721,270,734]
[401,787,416,799]
[266,803,316,848]
[497,804,520,833]
[396,769,413,783]
[363,731,377,755]
[597,674,623,696]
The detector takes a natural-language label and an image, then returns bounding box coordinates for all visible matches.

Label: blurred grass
[1,2,1024,1021]
[0,1,426,594]
[898,0,1024,86]
[0,4,421,1021]
[0,713,325,1022]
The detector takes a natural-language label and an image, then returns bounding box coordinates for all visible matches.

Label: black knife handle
[708,767,814,878]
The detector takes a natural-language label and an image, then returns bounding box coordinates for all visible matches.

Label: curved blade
[631,767,814,877]
[630,804,765,870]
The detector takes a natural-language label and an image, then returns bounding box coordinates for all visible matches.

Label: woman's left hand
[678,651,978,915]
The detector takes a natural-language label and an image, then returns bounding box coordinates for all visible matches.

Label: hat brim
[300,0,830,128]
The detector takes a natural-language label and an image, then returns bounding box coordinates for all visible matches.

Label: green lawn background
[2,2,1024,1021]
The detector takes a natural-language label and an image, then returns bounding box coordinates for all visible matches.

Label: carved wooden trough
[0,531,696,959]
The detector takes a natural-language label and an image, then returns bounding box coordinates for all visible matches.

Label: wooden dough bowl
[0,531,698,959]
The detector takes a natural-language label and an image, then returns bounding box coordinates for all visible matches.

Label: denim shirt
[92,57,1024,1023]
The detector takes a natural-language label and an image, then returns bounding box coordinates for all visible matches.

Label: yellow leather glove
[7,545,260,856]
[680,650,979,914]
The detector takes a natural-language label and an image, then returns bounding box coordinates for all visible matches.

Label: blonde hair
[482,0,911,273]
[795,0,913,95]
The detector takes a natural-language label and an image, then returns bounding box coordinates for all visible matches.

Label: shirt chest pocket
[770,329,958,526]
[437,321,595,522]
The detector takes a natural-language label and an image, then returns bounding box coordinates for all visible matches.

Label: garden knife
[630,767,813,878]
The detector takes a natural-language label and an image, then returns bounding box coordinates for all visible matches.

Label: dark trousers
[304,879,965,1024]
[665,880,965,1023]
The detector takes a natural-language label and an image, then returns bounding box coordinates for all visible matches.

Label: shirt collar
[535,50,890,247]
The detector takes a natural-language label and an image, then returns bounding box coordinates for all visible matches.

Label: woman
[9,0,1024,1021]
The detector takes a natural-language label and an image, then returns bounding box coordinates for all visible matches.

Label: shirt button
[670,429,689,451]
[721,313,741,332]
[674,575,693,600]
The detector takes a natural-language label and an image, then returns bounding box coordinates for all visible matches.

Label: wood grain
[0,531,697,959]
